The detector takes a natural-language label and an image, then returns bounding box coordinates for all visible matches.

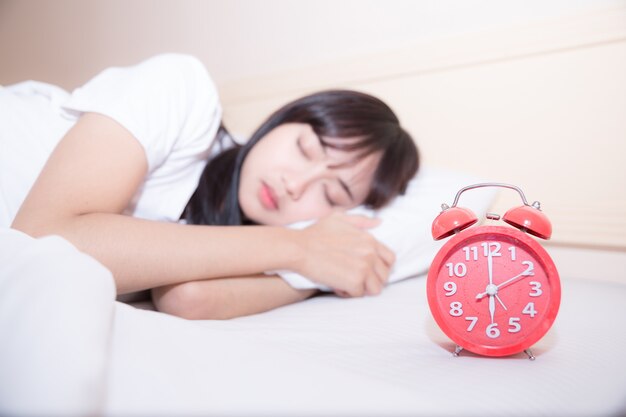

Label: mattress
[107,273,626,416]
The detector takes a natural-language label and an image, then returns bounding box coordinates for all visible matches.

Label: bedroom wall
[1,0,625,251]
[0,0,621,88]
[219,6,626,251]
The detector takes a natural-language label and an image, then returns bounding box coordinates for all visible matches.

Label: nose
[282,164,326,201]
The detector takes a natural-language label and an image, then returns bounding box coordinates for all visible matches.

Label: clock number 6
[486,318,522,337]
[486,323,500,339]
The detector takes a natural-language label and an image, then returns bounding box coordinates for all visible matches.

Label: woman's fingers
[335,255,390,297]
[337,249,391,297]
[334,289,351,298]
[366,255,389,296]
[296,212,397,298]
[377,241,396,267]
[342,213,395,266]
[348,214,395,295]
[365,276,383,296]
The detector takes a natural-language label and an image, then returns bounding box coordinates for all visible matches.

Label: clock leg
[524,349,536,361]
[453,345,463,357]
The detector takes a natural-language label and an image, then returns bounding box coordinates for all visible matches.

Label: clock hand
[476,248,498,323]
[485,247,496,323]
[488,249,494,286]
[495,267,534,292]
[476,265,534,299]
[476,247,497,301]
[495,294,507,310]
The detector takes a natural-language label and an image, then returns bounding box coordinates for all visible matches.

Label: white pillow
[274,167,498,290]
[0,229,116,416]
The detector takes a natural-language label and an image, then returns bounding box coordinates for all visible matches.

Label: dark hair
[181,90,419,225]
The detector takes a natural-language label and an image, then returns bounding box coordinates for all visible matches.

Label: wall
[1,0,625,251]
[217,5,626,250]
[0,0,622,87]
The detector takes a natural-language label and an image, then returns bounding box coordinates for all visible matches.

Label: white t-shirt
[0,54,227,228]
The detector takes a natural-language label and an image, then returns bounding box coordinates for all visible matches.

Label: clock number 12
[463,243,520,261]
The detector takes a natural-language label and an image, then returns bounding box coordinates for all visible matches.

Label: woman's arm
[10,113,296,293]
[12,113,393,296]
[152,275,319,320]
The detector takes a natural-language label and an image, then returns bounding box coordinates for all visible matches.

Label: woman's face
[239,123,381,225]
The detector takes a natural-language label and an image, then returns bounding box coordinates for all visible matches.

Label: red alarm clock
[427,183,561,359]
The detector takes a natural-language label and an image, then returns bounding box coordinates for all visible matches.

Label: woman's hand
[293,212,395,297]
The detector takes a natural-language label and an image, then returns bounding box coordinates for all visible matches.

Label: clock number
[465,316,478,332]
[462,246,478,261]
[486,323,500,339]
[449,301,463,317]
[508,317,521,333]
[529,281,543,297]
[522,302,537,318]
[443,281,457,296]
[522,260,535,276]
[481,242,501,257]
[508,246,517,261]
[445,262,467,277]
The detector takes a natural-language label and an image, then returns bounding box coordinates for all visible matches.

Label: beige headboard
[219,6,626,251]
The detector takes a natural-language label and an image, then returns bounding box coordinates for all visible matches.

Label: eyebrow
[314,132,354,202]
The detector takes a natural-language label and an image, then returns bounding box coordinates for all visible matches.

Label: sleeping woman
[3,53,419,319]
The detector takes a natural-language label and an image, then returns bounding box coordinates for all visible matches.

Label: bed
[110,272,626,417]
[1,170,625,416]
[1,231,625,416]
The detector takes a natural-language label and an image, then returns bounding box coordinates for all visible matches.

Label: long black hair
[181,90,419,226]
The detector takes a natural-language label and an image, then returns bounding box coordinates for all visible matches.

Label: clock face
[427,226,561,357]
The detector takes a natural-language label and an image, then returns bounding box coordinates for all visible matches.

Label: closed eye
[297,137,311,159]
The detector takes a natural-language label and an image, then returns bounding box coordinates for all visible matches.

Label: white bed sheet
[1,227,625,416]
[106,274,626,417]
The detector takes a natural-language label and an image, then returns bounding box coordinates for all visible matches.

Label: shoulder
[63,54,222,173]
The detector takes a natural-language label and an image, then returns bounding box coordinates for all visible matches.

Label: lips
[259,182,279,211]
